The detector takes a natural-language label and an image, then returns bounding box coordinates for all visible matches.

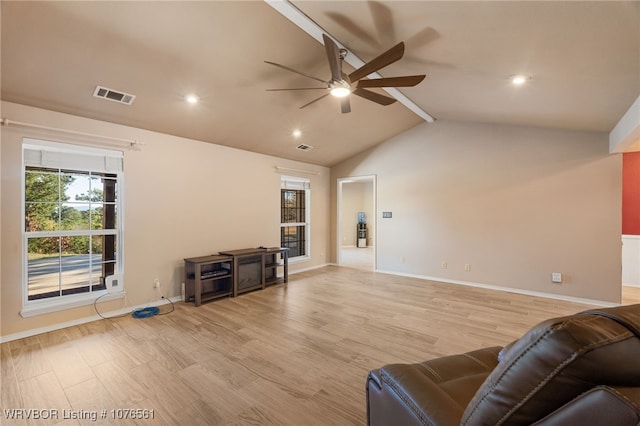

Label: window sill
[288,255,310,265]
[20,291,125,317]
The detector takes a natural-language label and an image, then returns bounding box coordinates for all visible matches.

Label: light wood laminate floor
[340,247,374,270]
[2,267,636,425]
[623,285,640,305]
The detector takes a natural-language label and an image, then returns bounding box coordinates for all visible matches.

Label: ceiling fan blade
[322,34,343,82]
[357,75,426,88]
[341,97,351,114]
[265,61,327,84]
[349,42,405,83]
[352,88,396,106]
[266,87,327,91]
[326,12,380,49]
[369,1,395,46]
[300,93,330,109]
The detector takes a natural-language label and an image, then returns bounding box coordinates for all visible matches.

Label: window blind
[281,177,310,190]
[23,139,123,172]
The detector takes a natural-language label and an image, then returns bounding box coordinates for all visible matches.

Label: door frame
[336,175,376,269]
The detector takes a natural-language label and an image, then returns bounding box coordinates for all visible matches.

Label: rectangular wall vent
[93,85,136,105]
[296,144,314,151]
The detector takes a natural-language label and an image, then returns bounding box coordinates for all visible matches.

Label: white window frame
[21,138,125,317]
[280,176,310,262]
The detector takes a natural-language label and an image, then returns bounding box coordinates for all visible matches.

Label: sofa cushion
[462,304,640,425]
[533,386,640,425]
[367,346,501,426]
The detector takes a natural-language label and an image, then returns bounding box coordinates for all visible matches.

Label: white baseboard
[0,295,182,343]
[375,269,620,308]
[289,262,331,274]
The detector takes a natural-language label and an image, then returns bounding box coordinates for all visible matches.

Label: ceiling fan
[265,34,425,113]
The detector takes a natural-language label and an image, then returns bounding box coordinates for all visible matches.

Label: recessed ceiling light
[185,94,199,104]
[510,75,530,85]
[292,129,302,138]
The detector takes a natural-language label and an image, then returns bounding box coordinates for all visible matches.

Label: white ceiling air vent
[296,144,314,151]
[93,85,136,105]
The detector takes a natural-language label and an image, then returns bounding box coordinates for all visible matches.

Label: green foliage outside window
[25,168,113,257]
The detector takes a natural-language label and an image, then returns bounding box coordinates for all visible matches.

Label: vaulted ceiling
[2,1,639,166]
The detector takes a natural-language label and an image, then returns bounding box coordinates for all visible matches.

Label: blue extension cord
[131,306,160,318]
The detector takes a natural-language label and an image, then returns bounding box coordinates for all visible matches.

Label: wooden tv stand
[218,247,289,296]
[184,247,288,306]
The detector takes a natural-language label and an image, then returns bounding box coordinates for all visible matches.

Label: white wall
[622,235,640,286]
[331,119,622,303]
[1,101,330,338]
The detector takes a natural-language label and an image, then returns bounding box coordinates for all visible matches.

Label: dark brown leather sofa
[366,304,640,425]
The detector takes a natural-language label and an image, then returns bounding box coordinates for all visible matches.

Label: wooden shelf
[184,255,233,307]
[200,289,232,302]
[265,277,286,286]
[263,249,288,288]
[186,289,233,303]
[199,274,232,281]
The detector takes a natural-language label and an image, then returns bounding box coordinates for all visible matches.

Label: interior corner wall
[0,101,330,338]
[623,151,640,235]
[330,119,622,304]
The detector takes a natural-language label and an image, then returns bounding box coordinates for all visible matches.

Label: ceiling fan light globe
[330,87,351,98]
[185,94,199,104]
[511,75,529,85]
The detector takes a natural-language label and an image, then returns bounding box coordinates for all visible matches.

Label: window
[280,177,310,260]
[22,139,124,316]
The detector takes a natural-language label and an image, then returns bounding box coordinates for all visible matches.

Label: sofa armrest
[534,386,640,425]
[463,305,640,425]
[366,347,501,426]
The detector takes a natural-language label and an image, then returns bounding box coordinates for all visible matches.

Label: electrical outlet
[441,261,447,269]
[551,272,562,283]
[153,278,160,288]
[465,264,471,272]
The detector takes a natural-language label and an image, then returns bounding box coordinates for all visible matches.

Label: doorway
[337,176,376,270]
